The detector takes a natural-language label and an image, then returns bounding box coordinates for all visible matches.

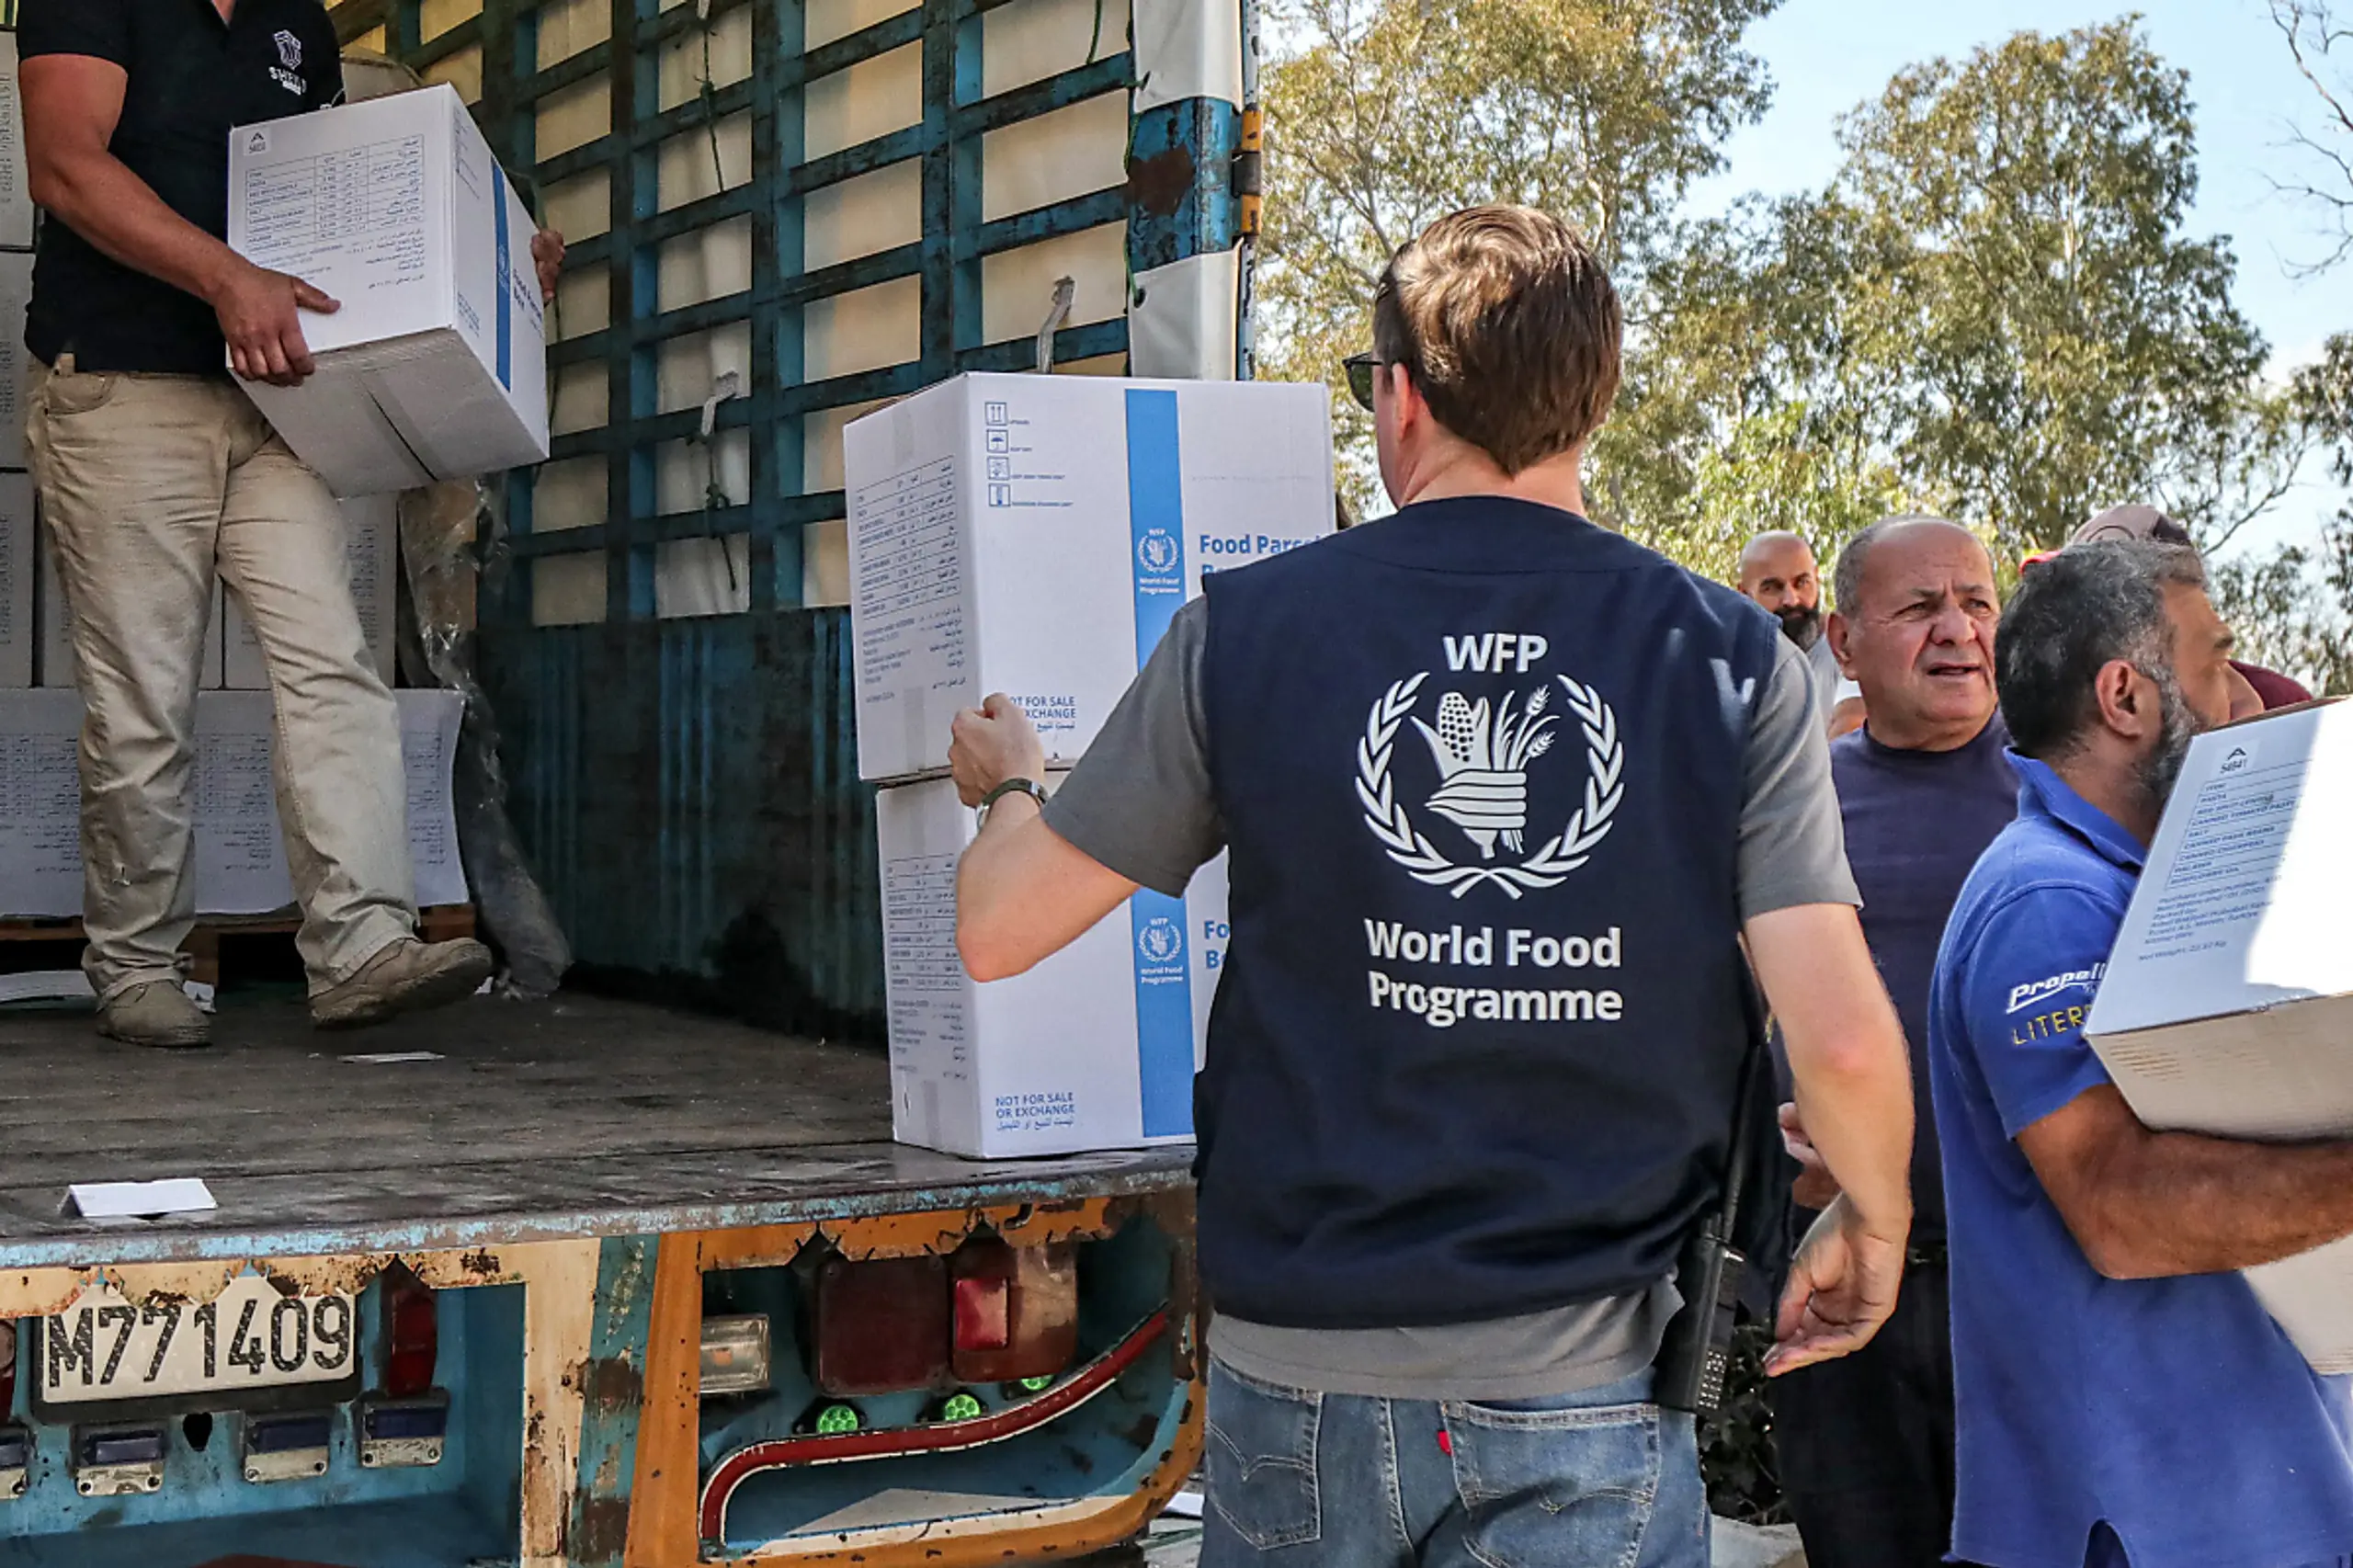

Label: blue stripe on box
[493,163,514,392]
[1130,890,1196,1139]
[1125,388,1195,1138]
[1125,389,1186,664]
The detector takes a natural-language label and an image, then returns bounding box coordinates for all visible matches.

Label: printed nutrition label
[882,854,963,997]
[0,727,81,885]
[241,134,428,295]
[851,458,963,684]
[883,852,971,1073]
[2142,756,2305,959]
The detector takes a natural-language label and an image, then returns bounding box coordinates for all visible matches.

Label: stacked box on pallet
[0,30,30,690]
[0,688,468,920]
[849,371,1333,1157]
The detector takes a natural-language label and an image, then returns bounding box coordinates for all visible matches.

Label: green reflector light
[940,1392,984,1422]
[814,1404,861,1436]
[1017,1376,1053,1393]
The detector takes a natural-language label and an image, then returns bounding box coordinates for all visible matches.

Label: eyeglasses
[1343,353,1381,413]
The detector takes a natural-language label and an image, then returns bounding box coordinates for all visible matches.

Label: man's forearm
[2084,1119,2353,1277]
[33,146,240,309]
[1747,905,1915,1237]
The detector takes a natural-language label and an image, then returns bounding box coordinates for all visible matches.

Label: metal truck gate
[324,0,1256,1033]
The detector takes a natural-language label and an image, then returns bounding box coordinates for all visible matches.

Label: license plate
[34,1277,361,1413]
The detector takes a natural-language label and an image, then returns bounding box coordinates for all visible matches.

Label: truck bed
[0,994,1190,1267]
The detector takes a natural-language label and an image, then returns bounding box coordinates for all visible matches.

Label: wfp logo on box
[1136,915,1186,982]
[1135,528,1182,580]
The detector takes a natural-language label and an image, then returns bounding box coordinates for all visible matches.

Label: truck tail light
[381,1271,438,1399]
[811,1256,949,1397]
[699,1314,772,1396]
[949,1239,1078,1386]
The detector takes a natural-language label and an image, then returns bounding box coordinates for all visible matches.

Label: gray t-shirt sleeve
[1039,597,1224,897]
[1740,637,1859,918]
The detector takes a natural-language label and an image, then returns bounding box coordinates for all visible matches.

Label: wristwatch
[976,777,1049,828]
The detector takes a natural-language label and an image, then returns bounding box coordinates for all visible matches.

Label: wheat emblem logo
[1356,673,1624,898]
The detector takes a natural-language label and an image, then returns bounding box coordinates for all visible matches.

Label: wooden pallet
[0,906,478,988]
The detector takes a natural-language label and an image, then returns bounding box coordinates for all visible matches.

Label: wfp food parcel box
[227,84,549,496]
[2085,699,2353,1370]
[845,373,1335,782]
[878,775,1228,1159]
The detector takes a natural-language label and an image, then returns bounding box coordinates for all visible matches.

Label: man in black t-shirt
[18,0,562,1046]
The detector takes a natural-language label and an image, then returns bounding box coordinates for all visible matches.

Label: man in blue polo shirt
[1932,539,2353,1568]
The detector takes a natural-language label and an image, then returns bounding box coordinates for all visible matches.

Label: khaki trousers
[26,361,415,999]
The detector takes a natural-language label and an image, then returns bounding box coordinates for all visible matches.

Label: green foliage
[2211,335,2353,695]
[1257,0,1779,516]
[1611,22,2314,580]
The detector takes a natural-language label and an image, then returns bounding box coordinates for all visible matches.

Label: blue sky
[1689,0,2350,558]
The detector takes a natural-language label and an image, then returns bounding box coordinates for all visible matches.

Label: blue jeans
[1200,1358,1709,1568]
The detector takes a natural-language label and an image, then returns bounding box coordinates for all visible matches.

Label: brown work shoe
[97,981,212,1050]
[312,937,494,1030]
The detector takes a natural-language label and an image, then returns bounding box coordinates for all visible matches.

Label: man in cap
[2065,506,2313,710]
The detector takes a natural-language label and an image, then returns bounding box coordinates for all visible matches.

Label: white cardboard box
[224,494,400,687]
[0,687,85,917]
[879,775,1227,1159]
[845,372,1334,782]
[0,250,30,472]
[0,34,36,251]
[36,525,224,690]
[228,85,550,496]
[0,688,464,919]
[0,472,35,688]
[194,688,468,914]
[2086,700,2353,1369]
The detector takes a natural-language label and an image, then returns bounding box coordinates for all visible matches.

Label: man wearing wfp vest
[949,206,1915,1564]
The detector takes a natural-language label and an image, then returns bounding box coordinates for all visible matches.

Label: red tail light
[949,1239,1077,1385]
[381,1273,439,1399]
[812,1256,949,1397]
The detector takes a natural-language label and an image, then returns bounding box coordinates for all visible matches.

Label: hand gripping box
[228,85,550,496]
[2085,700,2353,1369]
[878,776,1228,1159]
[845,372,1334,782]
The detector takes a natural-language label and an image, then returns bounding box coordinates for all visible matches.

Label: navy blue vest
[1197,497,1781,1329]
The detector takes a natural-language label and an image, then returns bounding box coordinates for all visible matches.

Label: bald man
[1774,516,2018,1568]
[1738,531,1851,721]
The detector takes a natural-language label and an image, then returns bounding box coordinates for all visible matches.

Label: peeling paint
[574,1494,632,1563]
[585,1354,644,1412]
[1125,145,1197,218]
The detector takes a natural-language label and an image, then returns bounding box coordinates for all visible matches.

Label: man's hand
[532,229,566,304]
[950,694,1048,809]
[213,258,336,386]
[1766,1193,1906,1377]
[1780,1101,1841,1210]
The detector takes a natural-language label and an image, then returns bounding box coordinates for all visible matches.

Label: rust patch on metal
[460,1248,502,1278]
[572,1494,632,1564]
[994,1197,1123,1248]
[585,1353,643,1412]
[258,1255,393,1299]
[823,1210,978,1262]
[1125,146,1197,218]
